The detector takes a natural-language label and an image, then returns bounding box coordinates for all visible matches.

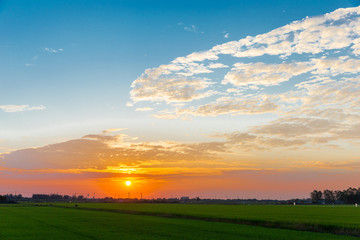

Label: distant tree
[323,189,335,204]
[357,188,360,203]
[63,195,70,200]
[312,187,360,204]
[0,195,7,203]
[334,190,343,202]
[344,187,359,204]
[310,190,322,203]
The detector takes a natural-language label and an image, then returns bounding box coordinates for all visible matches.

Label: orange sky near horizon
[1,129,359,199]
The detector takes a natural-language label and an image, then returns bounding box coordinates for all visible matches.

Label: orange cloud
[1,129,359,198]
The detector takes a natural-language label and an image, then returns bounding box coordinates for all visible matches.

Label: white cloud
[208,63,228,69]
[135,107,154,112]
[130,75,216,103]
[223,61,313,87]
[172,51,219,64]
[44,47,63,53]
[151,95,279,119]
[311,56,360,76]
[126,102,134,107]
[129,6,360,123]
[184,96,278,117]
[0,105,46,113]
[222,57,360,87]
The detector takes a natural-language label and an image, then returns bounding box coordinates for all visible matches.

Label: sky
[1,0,360,199]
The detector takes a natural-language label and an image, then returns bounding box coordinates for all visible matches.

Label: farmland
[0,204,359,239]
[53,203,360,234]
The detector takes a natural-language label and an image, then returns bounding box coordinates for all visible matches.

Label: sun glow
[125,180,131,186]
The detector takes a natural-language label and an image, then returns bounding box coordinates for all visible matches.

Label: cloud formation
[127,7,360,151]
[1,127,358,180]
[1,127,359,198]
[0,131,229,174]
[129,6,360,116]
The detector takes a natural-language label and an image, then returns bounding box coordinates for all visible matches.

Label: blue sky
[1,0,357,149]
[1,1,360,198]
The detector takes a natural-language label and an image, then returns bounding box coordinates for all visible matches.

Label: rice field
[0,203,359,239]
[53,203,360,233]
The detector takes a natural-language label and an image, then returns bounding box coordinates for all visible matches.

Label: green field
[0,204,359,240]
[52,203,360,234]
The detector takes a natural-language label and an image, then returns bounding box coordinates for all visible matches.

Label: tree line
[0,194,19,203]
[0,194,92,203]
[311,187,360,204]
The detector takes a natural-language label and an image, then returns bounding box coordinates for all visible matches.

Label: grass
[0,205,358,240]
[52,203,360,236]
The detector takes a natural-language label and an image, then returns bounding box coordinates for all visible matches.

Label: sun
[125,180,131,186]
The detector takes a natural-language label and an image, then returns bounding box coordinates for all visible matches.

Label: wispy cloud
[135,107,154,112]
[44,47,63,53]
[0,105,46,113]
[25,55,39,67]
[184,24,197,32]
[178,22,202,33]
[102,128,127,134]
[223,61,313,87]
